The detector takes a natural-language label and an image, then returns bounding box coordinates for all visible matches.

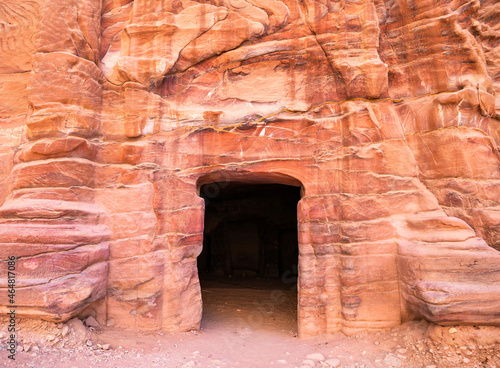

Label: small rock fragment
[302,359,316,367]
[325,358,341,367]
[61,324,70,338]
[306,353,325,361]
[85,316,100,328]
[383,353,402,368]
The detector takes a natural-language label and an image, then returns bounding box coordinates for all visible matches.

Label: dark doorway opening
[198,182,300,334]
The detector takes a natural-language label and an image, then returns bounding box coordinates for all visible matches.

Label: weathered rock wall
[0,0,499,337]
[0,0,110,321]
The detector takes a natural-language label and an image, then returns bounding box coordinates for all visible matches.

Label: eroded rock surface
[0,0,499,337]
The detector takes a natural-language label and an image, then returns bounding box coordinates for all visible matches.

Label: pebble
[324,358,341,367]
[306,353,325,361]
[448,328,458,334]
[182,361,196,368]
[101,344,110,350]
[302,359,316,367]
[85,316,100,328]
[61,324,70,338]
[374,341,380,345]
[383,353,402,368]
[463,358,470,363]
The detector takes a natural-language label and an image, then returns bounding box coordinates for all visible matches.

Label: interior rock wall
[0,0,499,337]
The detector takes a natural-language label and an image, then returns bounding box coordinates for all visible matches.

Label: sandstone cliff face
[0,0,499,337]
[0,0,110,322]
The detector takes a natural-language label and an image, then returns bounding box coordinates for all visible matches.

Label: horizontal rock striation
[0,0,110,323]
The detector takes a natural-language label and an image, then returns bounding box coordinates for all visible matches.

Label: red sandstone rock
[0,0,499,338]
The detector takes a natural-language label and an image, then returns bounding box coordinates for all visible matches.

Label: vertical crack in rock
[296,0,337,75]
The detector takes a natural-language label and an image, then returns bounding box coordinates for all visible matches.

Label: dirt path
[2,282,499,368]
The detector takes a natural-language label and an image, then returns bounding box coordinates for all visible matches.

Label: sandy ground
[1,278,499,368]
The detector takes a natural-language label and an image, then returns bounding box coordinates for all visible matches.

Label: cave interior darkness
[198,182,301,287]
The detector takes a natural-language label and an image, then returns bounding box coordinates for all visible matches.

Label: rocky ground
[1,283,499,368]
